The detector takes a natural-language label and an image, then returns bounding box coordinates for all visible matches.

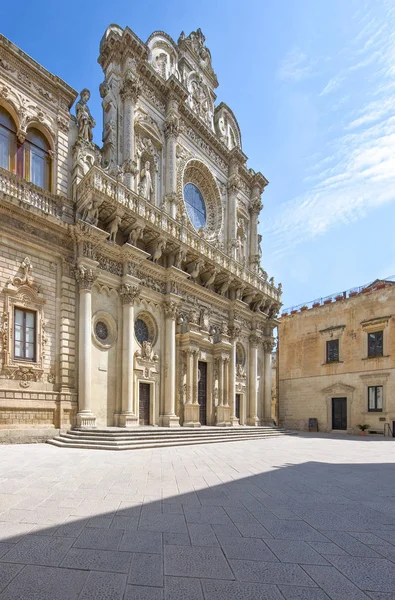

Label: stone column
[75,263,97,428]
[121,72,141,189]
[216,354,231,427]
[164,99,179,219]
[183,349,200,427]
[119,284,140,427]
[249,196,262,270]
[263,340,274,425]
[248,334,260,426]
[161,300,180,426]
[229,328,238,425]
[227,166,240,259]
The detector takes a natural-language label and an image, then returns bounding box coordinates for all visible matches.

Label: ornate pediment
[322,382,355,394]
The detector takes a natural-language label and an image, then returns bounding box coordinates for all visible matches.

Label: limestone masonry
[278,279,395,435]
[0,25,281,436]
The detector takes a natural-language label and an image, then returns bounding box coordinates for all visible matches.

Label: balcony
[0,167,62,219]
[77,166,281,305]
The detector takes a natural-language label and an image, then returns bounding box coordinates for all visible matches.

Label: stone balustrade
[77,166,281,303]
[0,167,62,218]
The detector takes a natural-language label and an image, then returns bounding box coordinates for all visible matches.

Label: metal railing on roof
[282,276,395,314]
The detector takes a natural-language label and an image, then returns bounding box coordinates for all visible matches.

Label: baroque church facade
[0,25,281,434]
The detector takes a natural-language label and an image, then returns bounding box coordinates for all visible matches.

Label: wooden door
[198,361,207,425]
[139,382,150,425]
[332,397,347,430]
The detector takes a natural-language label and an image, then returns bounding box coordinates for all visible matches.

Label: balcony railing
[0,167,62,218]
[78,166,281,303]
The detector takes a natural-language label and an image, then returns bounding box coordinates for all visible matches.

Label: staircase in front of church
[47,426,296,451]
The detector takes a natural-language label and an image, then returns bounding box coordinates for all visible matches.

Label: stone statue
[174,247,187,269]
[138,161,153,200]
[81,199,100,226]
[128,225,144,246]
[107,215,122,243]
[151,239,166,263]
[76,89,95,143]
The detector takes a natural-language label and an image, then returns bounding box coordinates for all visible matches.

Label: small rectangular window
[13,308,36,361]
[368,331,383,357]
[326,339,339,363]
[368,386,383,412]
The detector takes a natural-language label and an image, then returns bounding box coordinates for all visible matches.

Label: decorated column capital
[120,71,141,102]
[263,338,276,353]
[249,334,260,349]
[119,284,140,305]
[75,264,98,291]
[163,300,178,320]
[164,114,179,139]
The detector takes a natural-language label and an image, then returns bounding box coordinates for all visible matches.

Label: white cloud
[278,48,316,82]
[319,75,345,96]
[265,4,395,258]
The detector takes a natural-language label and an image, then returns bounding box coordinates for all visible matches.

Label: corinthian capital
[75,264,98,291]
[249,334,260,348]
[249,196,263,215]
[121,71,141,102]
[163,300,178,320]
[119,284,140,305]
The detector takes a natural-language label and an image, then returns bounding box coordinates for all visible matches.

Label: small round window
[95,321,109,341]
[135,318,150,344]
[184,183,206,229]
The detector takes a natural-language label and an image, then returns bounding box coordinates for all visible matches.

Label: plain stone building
[278,279,395,435]
[0,25,281,439]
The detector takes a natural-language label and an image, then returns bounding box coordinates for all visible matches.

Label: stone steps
[47,426,296,451]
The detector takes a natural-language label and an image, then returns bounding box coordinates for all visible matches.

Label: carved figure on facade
[151,238,166,263]
[203,266,218,289]
[178,29,216,80]
[199,308,211,332]
[236,363,246,379]
[81,199,100,226]
[76,89,95,143]
[188,74,212,128]
[107,215,122,243]
[10,257,34,289]
[119,284,140,305]
[128,224,145,246]
[174,247,187,269]
[163,300,178,320]
[138,160,154,200]
[188,258,204,280]
[135,340,158,362]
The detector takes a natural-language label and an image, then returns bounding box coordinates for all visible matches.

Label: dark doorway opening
[235,394,241,420]
[139,382,150,425]
[332,397,347,430]
[198,361,207,425]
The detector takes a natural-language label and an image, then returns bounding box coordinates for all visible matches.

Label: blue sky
[1,0,394,309]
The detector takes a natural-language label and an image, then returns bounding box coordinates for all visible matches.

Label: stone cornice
[0,34,77,108]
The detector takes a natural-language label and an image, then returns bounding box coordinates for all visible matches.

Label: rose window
[184,183,206,229]
[135,318,150,344]
[95,321,109,341]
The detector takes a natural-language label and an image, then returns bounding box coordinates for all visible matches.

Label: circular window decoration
[179,159,222,240]
[92,311,117,349]
[95,321,109,341]
[134,311,157,346]
[184,183,206,229]
[135,318,149,344]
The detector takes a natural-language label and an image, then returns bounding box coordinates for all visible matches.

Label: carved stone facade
[0,26,281,435]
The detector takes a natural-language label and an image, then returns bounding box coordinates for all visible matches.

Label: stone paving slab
[0,435,395,598]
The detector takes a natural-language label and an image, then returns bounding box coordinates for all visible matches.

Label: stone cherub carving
[76,89,95,143]
[138,160,153,200]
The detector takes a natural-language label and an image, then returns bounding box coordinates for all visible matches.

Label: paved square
[0,434,394,599]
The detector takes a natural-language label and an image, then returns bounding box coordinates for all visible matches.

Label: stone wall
[278,284,395,433]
